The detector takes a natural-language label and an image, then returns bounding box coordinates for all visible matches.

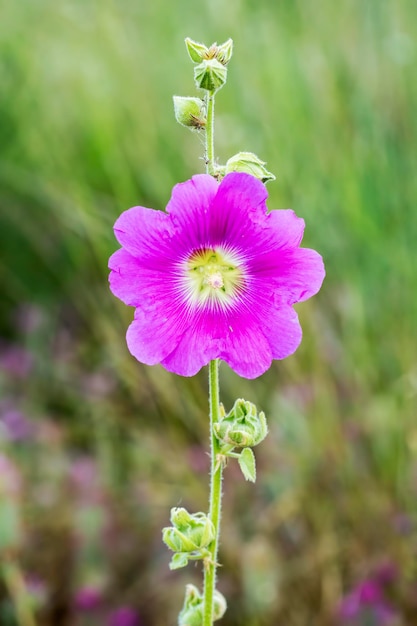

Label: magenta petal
[207,173,269,248]
[166,174,219,230]
[160,315,219,377]
[260,305,303,360]
[253,247,325,305]
[266,209,306,249]
[161,309,273,379]
[113,206,172,260]
[213,172,268,219]
[109,249,146,306]
[126,303,185,366]
[219,316,273,379]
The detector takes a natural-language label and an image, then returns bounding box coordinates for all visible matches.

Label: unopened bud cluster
[214,399,268,482]
[215,399,268,449]
[179,584,227,626]
[162,507,215,570]
[174,37,276,184]
[186,38,233,92]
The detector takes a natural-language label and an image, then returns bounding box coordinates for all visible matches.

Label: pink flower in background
[109,173,324,378]
[74,585,103,612]
[0,403,35,442]
[338,577,399,625]
[108,607,139,626]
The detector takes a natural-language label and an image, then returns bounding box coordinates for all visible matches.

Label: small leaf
[238,448,256,482]
[169,553,189,570]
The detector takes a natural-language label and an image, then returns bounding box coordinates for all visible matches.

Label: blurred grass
[1,0,417,624]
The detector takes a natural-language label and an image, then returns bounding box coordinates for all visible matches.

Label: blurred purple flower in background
[107,606,140,626]
[69,456,102,504]
[74,585,103,612]
[338,570,399,625]
[0,403,36,442]
[0,343,33,379]
[0,452,22,497]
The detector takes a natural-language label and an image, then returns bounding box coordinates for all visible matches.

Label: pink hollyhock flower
[109,173,324,378]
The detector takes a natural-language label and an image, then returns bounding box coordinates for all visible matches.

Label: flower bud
[178,585,202,626]
[225,152,275,183]
[178,585,226,626]
[185,38,233,66]
[213,589,227,620]
[213,399,268,449]
[162,508,215,554]
[194,59,228,92]
[173,96,206,129]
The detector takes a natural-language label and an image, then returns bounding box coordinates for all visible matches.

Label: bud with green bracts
[173,96,206,129]
[162,508,215,554]
[178,584,227,626]
[225,152,275,183]
[213,398,268,449]
[185,38,233,66]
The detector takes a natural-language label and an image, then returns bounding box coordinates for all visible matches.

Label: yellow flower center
[183,247,244,309]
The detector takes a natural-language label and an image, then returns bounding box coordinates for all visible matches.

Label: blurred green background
[1,0,416,625]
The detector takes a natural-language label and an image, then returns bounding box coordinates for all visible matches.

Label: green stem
[205,91,215,175]
[203,359,223,626]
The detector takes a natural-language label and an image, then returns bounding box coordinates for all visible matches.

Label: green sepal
[225,152,275,183]
[214,398,268,449]
[238,448,256,482]
[216,39,233,65]
[162,508,215,554]
[162,527,196,553]
[185,37,233,66]
[185,38,209,63]
[169,553,189,570]
[194,59,227,92]
[178,584,227,626]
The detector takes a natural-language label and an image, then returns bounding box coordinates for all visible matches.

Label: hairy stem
[205,91,215,175]
[203,359,223,626]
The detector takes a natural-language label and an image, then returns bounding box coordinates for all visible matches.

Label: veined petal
[207,173,269,248]
[259,305,303,360]
[166,175,219,249]
[250,247,325,305]
[126,299,186,366]
[109,249,144,306]
[113,205,173,260]
[161,306,273,379]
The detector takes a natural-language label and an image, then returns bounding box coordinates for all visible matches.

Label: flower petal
[251,247,325,305]
[260,305,303,360]
[126,300,186,366]
[109,249,147,306]
[207,173,269,248]
[113,206,173,260]
[266,209,306,249]
[219,314,273,378]
[166,175,219,247]
[161,307,273,379]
